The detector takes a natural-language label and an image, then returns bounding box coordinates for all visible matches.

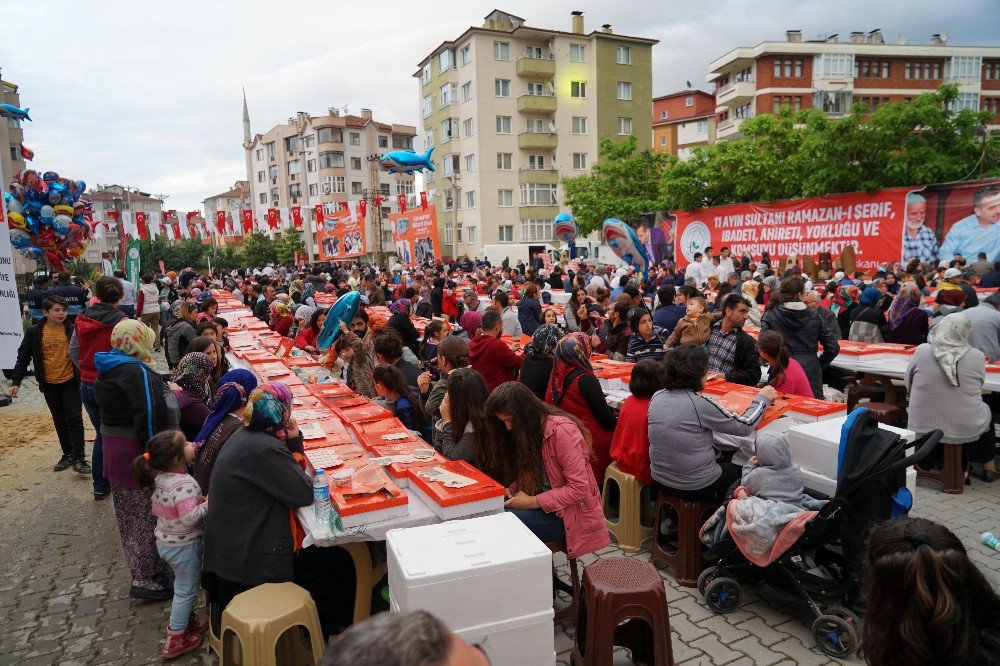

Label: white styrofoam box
[804,466,916,498]
[785,407,848,424]
[387,513,552,630]
[787,416,915,479]
[759,416,795,434]
[455,609,555,666]
[407,481,505,521]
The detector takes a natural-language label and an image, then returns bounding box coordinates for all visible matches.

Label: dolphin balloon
[602,218,649,278]
[0,104,30,121]
[379,148,435,175]
[553,212,578,244]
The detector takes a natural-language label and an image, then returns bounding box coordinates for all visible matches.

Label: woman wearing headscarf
[457,310,483,341]
[848,287,888,342]
[931,289,966,327]
[192,369,258,491]
[885,282,930,345]
[740,280,762,329]
[832,285,858,339]
[905,314,998,483]
[519,324,561,400]
[430,277,445,317]
[292,304,315,341]
[172,352,215,441]
[269,300,294,337]
[94,319,178,599]
[300,282,317,309]
[387,299,419,356]
[760,274,778,306]
[544,333,618,484]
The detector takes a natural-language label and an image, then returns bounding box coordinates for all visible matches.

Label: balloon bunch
[5,169,93,271]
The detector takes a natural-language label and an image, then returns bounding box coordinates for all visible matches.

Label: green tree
[561,135,672,235]
[241,231,277,268]
[661,84,999,211]
[274,229,306,264]
[209,244,244,271]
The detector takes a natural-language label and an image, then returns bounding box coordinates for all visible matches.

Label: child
[609,359,663,486]
[741,432,804,507]
[757,330,813,398]
[211,317,230,352]
[133,430,209,659]
[373,364,431,442]
[664,296,715,348]
[419,320,448,379]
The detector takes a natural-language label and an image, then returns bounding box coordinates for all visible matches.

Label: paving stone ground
[0,356,997,665]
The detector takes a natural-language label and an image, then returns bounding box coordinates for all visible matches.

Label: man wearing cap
[939,184,1000,262]
[937,268,979,308]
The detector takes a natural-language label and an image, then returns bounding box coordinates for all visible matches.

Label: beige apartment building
[84,186,165,265]
[202,180,251,246]
[243,97,417,261]
[1,75,34,275]
[415,10,656,259]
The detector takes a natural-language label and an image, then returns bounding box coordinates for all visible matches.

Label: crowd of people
[7,246,1000,662]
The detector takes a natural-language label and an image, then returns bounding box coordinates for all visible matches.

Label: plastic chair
[649,494,720,587]
[546,539,580,625]
[343,542,387,624]
[571,557,674,665]
[917,443,965,494]
[602,463,654,553]
[219,582,325,666]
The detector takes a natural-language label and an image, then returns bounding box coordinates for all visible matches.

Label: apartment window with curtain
[465,191,476,209]
[441,83,457,106]
[572,116,587,134]
[317,128,343,143]
[617,82,632,100]
[946,56,982,81]
[439,49,454,72]
[462,82,473,102]
[521,219,554,242]
[569,44,585,62]
[287,160,301,175]
[423,96,432,117]
[814,53,854,79]
[319,152,345,168]
[572,153,588,170]
[460,45,471,66]
[497,153,512,170]
[495,79,511,97]
[444,223,453,245]
[421,64,431,85]
[464,154,475,172]
[493,42,510,60]
[350,133,361,146]
[497,189,513,207]
[466,226,478,244]
[498,225,514,242]
[331,176,345,193]
[617,117,633,135]
[616,46,631,65]
[571,81,587,98]
[496,116,512,134]
[463,118,474,138]
[443,189,454,211]
[520,183,557,206]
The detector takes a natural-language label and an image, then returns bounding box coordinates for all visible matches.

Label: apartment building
[84,186,164,265]
[652,90,716,158]
[708,29,1000,141]
[1,75,33,274]
[243,97,417,261]
[414,10,656,259]
[202,181,251,246]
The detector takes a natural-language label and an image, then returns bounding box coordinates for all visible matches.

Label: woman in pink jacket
[479,381,610,559]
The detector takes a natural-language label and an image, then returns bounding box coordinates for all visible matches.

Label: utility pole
[365,154,387,268]
[298,147,316,262]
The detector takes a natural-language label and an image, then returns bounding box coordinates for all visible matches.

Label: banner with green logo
[126,241,141,287]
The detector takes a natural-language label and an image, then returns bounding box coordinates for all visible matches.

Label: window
[497,189,514,207]
[396,181,415,196]
[813,91,852,115]
[572,116,588,134]
[392,135,412,149]
[285,136,299,152]
[309,183,319,197]
[440,82,457,106]
[496,116,512,134]
[685,96,693,107]
[269,165,278,178]
[494,79,511,97]
[617,117,633,135]
[443,189,454,211]
[423,95,432,117]
[257,170,266,183]
[464,154,475,172]
[520,183,557,206]
[256,149,263,160]
[349,157,361,170]
[734,103,752,119]
[438,49,454,72]
[522,219,554,242]
[466,226,478,244]
[497,153,512,170]
[319,151,345,168]
[350,132,361,146]
[463,118,474,138]
[986,62,999,80]
[527,82,545,96]
[493,41,510,60]
[288,183,302,198]
[570,81,587,98]
[525,46,543,59]
[421,64,431,85]
[351,182,363,195]
[527,155,545,169]
[814,53,854,79]
[617,82,633,100]
[465,191,476,209]
[794,59,803,77]
[307,159,317,172]
[949,92,981,112]
[259,192,267,204]
[287,160,301,175]
[424,129,434,150]
[265,142,276,158]
[377,136,388,148]
[441,118,458,141]
[317,128,343,144]
[444,223,453,245]
[616,46,631,65]
[696,120,709,134]
[462,82,473,102]
[498,225,514,242]
[659,136,666,146]
[460,45,471,66]
[442,153,458,176]
[330,176,346,193]
[572,153,588,170]
[660,110,667,119]
[570,44,586,62]
[946,56,982,81]
[526,118,545,133]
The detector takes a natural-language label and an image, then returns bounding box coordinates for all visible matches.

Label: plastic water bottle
[313,470,331,524]
[982,532,1000,551]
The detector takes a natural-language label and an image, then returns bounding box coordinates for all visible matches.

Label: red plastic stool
[649,494,720,587]
[571,557,674,665]
[917,443,965,494]
[546,539,580,625]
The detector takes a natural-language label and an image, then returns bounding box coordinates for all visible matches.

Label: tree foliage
[561,135,672,235]
[138,237,207,273]
[661,84,999,211]
[241,231,278,268]
[274,229,306,265]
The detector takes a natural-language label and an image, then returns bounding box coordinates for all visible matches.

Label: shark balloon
[602,218,649,278]
[553,213,578,244]
[379,148,435,175]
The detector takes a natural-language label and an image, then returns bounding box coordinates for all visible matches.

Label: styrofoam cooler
[803,466,916,498]
[455,609,555,666]
[386,513,552,630]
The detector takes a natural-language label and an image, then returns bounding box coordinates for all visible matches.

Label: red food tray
[329,469,408,518]
[284,356,322,368]
[336,402,392,423]
[408,460,505,508]
[700,381,760,397]
[784,397,848,417]
[702,392,791,429]
[309,383,358,400]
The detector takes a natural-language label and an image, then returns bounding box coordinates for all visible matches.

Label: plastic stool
[206,599,222,658]
[570,557,674,666]
[343,542,387,624]
[917,443,965,494]
[219,582,325,666]
[546,539,580,625]
[864,403,902,426]
[649,494,720,587]
[602,463,654,553]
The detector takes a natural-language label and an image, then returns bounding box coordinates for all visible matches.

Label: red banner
[397,194,407,213]
[389,205,441,266]
[135,211,148,239]
[337,202,348,212]
[314,204,324,225]
[266,208,278,229]
[241,209,254,234]
[290,206,302,229]
[215,210,227,235]
[420,191,428,211]
[358,200,367,219]
[318,208,366,259]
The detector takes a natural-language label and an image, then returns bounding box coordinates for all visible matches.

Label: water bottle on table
[313,470,331,523]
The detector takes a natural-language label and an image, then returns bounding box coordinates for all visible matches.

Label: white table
[298,490,444,547]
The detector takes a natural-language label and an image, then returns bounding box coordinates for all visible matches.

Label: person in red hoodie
[470,310,523,393]
[69,276,128,500]
[609,359,664,486]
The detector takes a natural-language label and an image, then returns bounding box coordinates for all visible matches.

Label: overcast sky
[1,0,997,211]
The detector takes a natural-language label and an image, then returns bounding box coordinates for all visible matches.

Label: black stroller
[697,408,942,658]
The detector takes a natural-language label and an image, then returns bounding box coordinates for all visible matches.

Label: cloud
[1,0,995,211]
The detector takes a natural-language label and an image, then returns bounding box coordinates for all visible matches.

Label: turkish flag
[420,191,428,211]
[397,194,407,213]
[187,212,200,239]
[337,202,348,212]
[106,210,120,225]
[241,209,254,234]
[358,199,367,218]
[374,197,383,209]
[216,210,227,235]
[314,205,324,225]
[266,208,278,229]
[290,206,302,228]
[135,211,148,239]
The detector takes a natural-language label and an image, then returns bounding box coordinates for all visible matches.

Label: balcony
[517,92,556,114]
[518,168,559,184]
[518,130,557,149]
[715,80,756,107]
[716,115,753,140]
[516,55,556,78]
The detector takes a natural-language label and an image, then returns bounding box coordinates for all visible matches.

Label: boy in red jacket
[470,310,524,393]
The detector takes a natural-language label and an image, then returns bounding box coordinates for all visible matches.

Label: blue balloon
[316,291,361,350]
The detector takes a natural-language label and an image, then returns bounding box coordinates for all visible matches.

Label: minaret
[242,88,253,203]
[242,87,251,147]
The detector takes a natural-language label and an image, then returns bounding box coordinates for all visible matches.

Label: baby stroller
[697,408,942,658]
